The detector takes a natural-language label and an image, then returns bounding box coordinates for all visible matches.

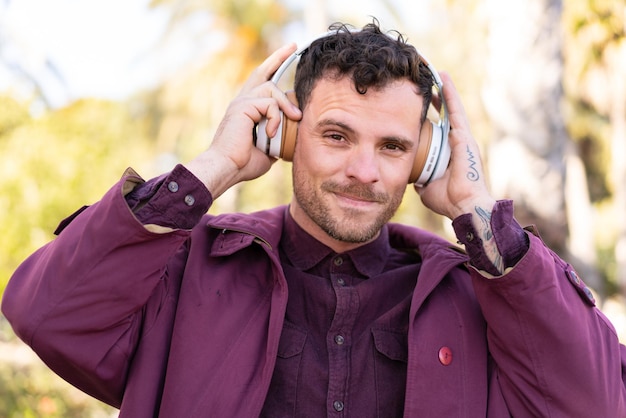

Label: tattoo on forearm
[476,206,505,274]
[466,145,480,182]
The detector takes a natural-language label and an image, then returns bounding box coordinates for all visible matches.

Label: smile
[332,192,386,212]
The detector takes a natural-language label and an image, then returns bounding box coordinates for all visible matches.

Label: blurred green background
[1,0,624,415]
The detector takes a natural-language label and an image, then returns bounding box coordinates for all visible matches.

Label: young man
[3,21,625,417]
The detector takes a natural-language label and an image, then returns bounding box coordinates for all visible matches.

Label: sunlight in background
[0,0,437,107]
[1,0,174,106]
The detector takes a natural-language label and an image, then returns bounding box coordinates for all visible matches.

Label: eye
[382,142,407,152]
[326,132,346,142]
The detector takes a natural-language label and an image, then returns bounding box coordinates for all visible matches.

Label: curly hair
[294,20,434,123]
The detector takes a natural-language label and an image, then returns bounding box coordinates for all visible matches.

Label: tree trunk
[481,0,601,291]
[607,41,626,295]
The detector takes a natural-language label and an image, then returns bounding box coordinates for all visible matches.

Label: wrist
[451,196,497,221]
[184,151,240,199]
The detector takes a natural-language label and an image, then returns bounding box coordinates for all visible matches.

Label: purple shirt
[260,213,419,416]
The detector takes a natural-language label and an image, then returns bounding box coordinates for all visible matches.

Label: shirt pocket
[371,328,408,416]
[260,322,307,417]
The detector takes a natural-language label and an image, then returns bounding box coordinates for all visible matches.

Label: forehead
[305,76,424,133]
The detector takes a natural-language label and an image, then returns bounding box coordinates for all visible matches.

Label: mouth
[324,182,387,208]
[334,191,379,205]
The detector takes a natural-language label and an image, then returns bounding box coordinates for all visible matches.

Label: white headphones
[255,30,451,186]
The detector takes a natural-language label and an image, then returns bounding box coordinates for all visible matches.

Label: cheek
[292,151,325,193]
[381,158,413,187]
[294,145,342,179]
[385,181,408,216]
[389,182,408,204]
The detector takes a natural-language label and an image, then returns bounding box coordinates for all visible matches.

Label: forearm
[3,171,193,331]
[471,205,504,273]
[471,233,626,415]
[454,201,625,414]
[4,164,211,333]
[1,165,215,402]
[1,173,195,406]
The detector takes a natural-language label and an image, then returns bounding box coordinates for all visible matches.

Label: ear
[280,91,299,161]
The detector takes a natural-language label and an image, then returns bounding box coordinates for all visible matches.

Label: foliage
[0,96,154,416]
[0,97,156,291]
[0,317,116,417]
[0,359,115,417]
[563,0,625,202]
[0,97,30,137]
[562,0,626,290]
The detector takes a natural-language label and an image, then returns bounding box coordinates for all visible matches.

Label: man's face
[290,76,424,252]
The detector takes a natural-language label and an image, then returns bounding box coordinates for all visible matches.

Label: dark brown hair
[294,20,434,122]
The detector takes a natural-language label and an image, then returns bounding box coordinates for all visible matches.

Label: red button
[438,346,453,366]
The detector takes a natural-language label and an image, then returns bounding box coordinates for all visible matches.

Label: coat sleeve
[471,230,626,417]
[1,168,204,407]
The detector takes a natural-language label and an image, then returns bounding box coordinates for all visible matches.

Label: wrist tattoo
[466,145,480,182]
[476,206,504,273]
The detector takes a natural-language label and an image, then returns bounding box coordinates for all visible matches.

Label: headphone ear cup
[279,91,299,161]
[410,120,434,184]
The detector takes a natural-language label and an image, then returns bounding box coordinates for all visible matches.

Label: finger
[277,90,301,120]
[263,104,283,138]
[439,71,470,130]
[241,43,298,93]
[239,93,295,134]
[258,93,301,138]
[242,98,281,134]
[255,81,302,120]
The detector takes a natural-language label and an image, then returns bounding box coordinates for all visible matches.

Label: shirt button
[465,231,474,242]
[333,256,343,266]
[334,334,345,345]
[184,194,195,206]
[438,346,453,366]
[337,278,346,286]
[333,400,344,412]
[167,181,179,193]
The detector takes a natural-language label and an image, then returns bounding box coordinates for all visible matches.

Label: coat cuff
[452,200,529,275]
[125,164,212,230]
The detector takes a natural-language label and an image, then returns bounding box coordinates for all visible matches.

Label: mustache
[321,181,388,203]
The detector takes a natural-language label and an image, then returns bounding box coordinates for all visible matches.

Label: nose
[344,146,380,183]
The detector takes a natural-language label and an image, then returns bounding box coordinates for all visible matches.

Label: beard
[292,168,404,244]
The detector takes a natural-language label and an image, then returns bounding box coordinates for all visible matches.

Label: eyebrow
[316,118,355,134]
[316,118,415,150]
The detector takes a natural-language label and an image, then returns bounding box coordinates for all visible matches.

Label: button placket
[326,262,358,418]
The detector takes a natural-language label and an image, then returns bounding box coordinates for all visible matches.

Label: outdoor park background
[0,0,624,415]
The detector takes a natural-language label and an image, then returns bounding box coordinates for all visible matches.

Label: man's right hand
[184,43,302,199]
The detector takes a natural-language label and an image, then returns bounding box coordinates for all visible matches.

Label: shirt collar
[281,207,391,278]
